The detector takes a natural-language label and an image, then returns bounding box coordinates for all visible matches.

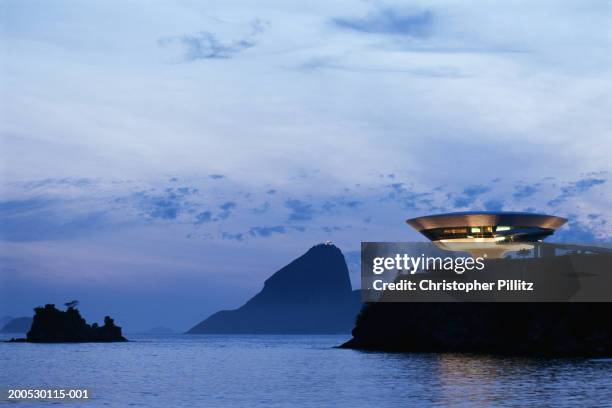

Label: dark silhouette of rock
[0,317,33,333]
[341,302,612,356]
[188,244,362,334]
[342,254,612,356]
[20,304,127,343]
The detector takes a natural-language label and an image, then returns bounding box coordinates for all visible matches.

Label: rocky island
[9,304,127,343]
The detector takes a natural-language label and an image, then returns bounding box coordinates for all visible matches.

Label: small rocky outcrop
[10,304,127,343]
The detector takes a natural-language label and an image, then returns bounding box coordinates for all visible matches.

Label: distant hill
[188,244,362,334]
[1,317,32,333]
[0,316,13,328]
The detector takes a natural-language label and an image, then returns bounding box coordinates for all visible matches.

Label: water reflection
[374,351,612,407]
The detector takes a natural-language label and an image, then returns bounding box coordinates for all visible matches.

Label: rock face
[188,244,362,334]
[0,317,33,333]
[25,304,127,343]
[341,302,612,356]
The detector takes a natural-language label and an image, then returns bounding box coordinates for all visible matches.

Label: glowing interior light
[470,227,481,233]
[496,226,511,231]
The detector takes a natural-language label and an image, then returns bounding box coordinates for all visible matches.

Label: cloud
[176,187,198,195]
[548,177,606,206]
[217,202,236,220]
[158,19,269,61]
[195,211,212,224]
[3,172,610,247]
[483,199,504,211]
[0,198,53,214]
[383,183,433,210]
[220,202,236,210]
[463,185,491,197]
[249,225,306,238]
[552,217,599,243]
[0,198,110,241]
[220,232,244,241]
[209,174,225,180]
[322,225,351,233]
[18,178,97,190]
[285,199,314,221]
[249,226,286,237]
[135,187,198,220]
[452,185,491,208]
[332,7,433,37]
[252,202,270,215]
[145,198,179,219]
[513,184,539,199]
[294,56,464,77]
[321,198,362,214]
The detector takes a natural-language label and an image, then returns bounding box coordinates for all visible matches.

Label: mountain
[0,317,33,333]
[188,244,362,334]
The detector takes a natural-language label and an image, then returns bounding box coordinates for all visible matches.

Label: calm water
[2,334,612,407]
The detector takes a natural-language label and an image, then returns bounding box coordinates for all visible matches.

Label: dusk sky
[1,0,611,331]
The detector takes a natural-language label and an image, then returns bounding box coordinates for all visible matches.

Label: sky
[1,0,611,331]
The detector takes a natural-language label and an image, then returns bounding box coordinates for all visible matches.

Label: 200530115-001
[6,388,90,399]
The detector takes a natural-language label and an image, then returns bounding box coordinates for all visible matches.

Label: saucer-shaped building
[407,211,567,258]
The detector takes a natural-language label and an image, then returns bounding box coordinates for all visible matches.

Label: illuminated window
[442,228,467,234]
[470,227,481,233]
[496,226,511,231]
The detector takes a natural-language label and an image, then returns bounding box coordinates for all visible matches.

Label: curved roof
[406,211,567,231]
